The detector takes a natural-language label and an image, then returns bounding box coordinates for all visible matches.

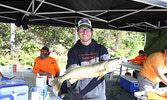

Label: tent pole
[10,23,15,57]
[74,17,78,44]
[144,32,146,47]
[32,0,35,12]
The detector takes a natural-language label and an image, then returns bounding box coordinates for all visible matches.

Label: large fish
[51,58,121,92]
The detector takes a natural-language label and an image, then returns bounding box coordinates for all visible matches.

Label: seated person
[32,46,60,84]
[128,50,147,66]
[128,50,147,78]
[0,72,9,81]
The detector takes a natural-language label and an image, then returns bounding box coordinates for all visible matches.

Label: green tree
[0,23,145,67]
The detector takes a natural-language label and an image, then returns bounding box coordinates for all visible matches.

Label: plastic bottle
[43,85,48,99]
[29,85,32,97]
[44,92,51,100]
[9,64,12,73]
[31,87,39,100]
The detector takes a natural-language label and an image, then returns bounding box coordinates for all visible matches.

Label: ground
[62,74,137,100]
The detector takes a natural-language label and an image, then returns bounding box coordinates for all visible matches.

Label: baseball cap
[139,50,144,54]
[77,18,92,30]
[39,46,49,52]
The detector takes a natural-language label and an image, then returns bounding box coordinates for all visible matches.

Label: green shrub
[21,41,40,53]
[16,50,38,66]
[0,56,9,66]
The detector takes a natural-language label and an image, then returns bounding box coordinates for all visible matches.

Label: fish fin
[69,79,78,84]
[97,75,104,80]
[65,65,80,73]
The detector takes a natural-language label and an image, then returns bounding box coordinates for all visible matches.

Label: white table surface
[134,87,167,100]
[117,62,142,82]
[1,67,62,100]
[120,62,142,71]
[134,90,147,100]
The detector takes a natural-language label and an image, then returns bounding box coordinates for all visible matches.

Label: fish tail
[50,76,63,93]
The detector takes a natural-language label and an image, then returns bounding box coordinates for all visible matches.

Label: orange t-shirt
[130,55,147,65]
[32,56,60,77]
[140,52,167,83]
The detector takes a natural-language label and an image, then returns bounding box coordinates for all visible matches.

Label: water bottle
[43,85,48,99]
[31,87,39,100]
[44,92,51,100]
[29,85,32,97]
[9,64,12,73]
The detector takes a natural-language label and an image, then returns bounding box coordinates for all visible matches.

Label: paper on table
[36,76,47,88]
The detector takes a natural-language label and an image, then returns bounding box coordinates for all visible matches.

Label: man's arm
[56,72,60,77]
[38,70,52,78]
[54,59,60,77]
[152,65,167,85]
[32,58,40,74]
[129,56,138,63]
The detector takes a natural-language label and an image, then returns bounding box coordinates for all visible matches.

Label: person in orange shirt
[32,46,60,80]
[138,46,167,91]
[129,50,147,66]
[128,50,147,78]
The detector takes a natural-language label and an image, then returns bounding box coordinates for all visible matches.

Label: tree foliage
[93,29,145,59]
[0,23,145,67]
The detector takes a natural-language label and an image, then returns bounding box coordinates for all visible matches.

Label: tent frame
[0,0,167,32]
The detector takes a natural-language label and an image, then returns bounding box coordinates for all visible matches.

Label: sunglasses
[78,28,92,33]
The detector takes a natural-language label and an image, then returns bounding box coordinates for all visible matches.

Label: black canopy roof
[0,0,167,32]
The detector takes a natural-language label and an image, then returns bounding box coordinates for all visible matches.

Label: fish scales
[51,58,121,92]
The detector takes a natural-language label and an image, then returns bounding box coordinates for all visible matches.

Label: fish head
[105,58,122,72]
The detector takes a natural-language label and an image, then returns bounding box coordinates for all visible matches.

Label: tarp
[144,29,167,56]
[0,0,167,32]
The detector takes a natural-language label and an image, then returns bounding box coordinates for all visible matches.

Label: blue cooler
[120,75,139,92]
[0,79,28,100]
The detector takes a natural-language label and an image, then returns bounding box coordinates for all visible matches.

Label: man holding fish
[51,18,119,100]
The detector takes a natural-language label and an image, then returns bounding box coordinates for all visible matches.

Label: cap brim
[77,24,92,30]
[39,49,47,52]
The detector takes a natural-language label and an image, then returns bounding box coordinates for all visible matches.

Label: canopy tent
[0,0,167,56]
[0,0,167,32]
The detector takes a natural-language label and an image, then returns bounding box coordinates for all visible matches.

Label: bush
[21,41,40,53]
[16,50,38,66]
[0,56,9,66]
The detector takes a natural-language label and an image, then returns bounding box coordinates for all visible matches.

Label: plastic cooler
[120,75,139,92]
[0,78,28,100]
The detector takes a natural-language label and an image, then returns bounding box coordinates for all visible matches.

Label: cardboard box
[120,75,139,92]
[0,79,28,100]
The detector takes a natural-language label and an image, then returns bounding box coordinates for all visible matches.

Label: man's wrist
[45,73,48,75]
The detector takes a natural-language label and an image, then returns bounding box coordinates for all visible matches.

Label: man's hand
[38,71,52,78]
[132,62,136,64]
[46,73,52,78]
[152,65,167,85]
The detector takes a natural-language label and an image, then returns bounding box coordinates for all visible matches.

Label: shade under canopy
[0,0,167,32]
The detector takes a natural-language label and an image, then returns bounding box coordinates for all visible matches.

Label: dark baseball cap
[39,46,49,52]
[139,50,144,54]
